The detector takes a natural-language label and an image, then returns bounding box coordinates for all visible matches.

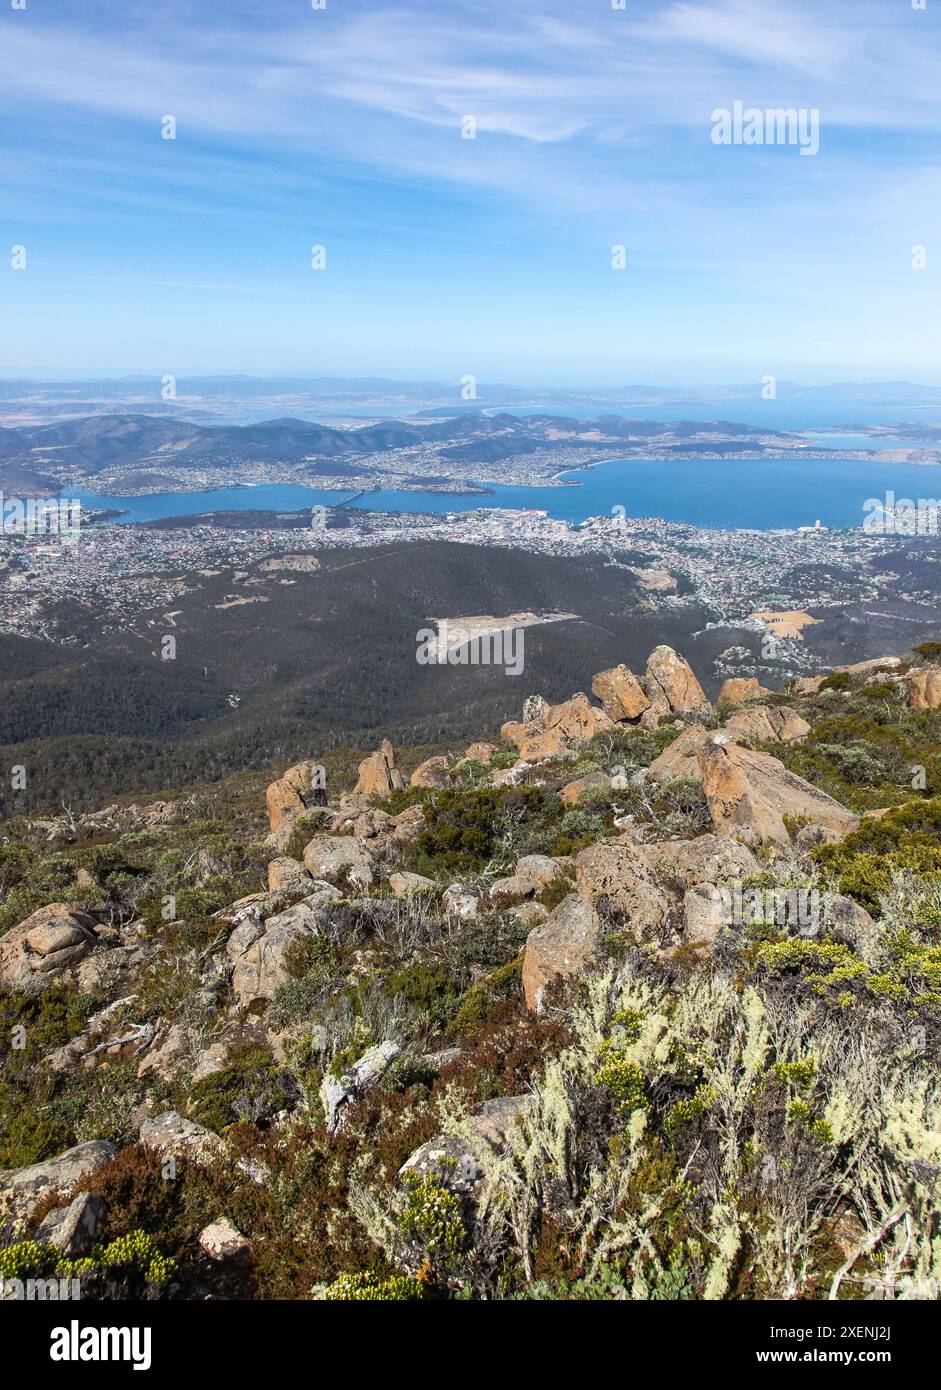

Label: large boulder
[514,854,571,894]
[388,871,437,898]
[723,705,811,745]
[716,677,773,708]
[0,1141,117,1226]
[591,664,651,722]
[35,1192,108,1257]
[643,646,710,718]
[354,739,405,797]
[574,840,673,938]
[501,693,614,762]
[139,1111,222,1164]
[265,759,324,833]
[698,734,858,847]
[302,835,375,890]
[267,856,312,893]
[906,667,941,710]
[647,725,712,783]
[645,833,759,890]
[559,771,612,805]
[522,894,601,1012]
[0,905,99,994]
[409,756,452,789]
[228,885,341,1007]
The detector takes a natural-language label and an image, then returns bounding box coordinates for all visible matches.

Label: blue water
[67,455,941,532]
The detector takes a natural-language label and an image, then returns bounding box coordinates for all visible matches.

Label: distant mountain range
[0,411,791,493]
[2,376,941,413]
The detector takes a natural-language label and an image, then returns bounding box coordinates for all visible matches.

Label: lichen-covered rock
[228,885,340,1007]
[723,705,811,745]
[398,1096,529,1195]
[442,883,481,920]
[574,839,672,938]
[0,1141,117,1225]
[35,1192,108,1256]
[681,883,727,948]
[591,664,651,721]
[645,833,759,890]
[139,1111,223,1164]
[522,893,601,1012]
[267,856,313,893]
[488,874,532,908]
[514,854,571,894]
[302,835,375,890]
[321,1040,400,1133]
[647,725,712,783]
[388,871,437,898]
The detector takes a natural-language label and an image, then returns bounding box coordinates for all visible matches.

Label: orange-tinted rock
[716,677,772,708]
[354,739,405,796]
[591,665,650,722]
[698,734,858,847]
[501,693,614,761]
[643,646,710,717]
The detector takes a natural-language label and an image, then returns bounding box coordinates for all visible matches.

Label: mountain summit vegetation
[1,642,940,1301]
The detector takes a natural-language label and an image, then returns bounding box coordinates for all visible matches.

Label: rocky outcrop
[716,677,773,708]
[574,840,673,938]
[409,756,452,789]
[643,645,710,719]
[698,734,858,847]
[559,771,612,805]
[0,1141,117,1226]
[647,725,712,782]
[722,705,810,745]
[265,759,324,833]
[0,905,99,994]
[906,667,941,710]
[35,1192,108,1257]
[591,664,651,721]
[501,693,615,761]
[302,835,375,890]
[522,894,601,1012]
[354,739,405,797]
[227,885,341,1007]
[645,833,759,890]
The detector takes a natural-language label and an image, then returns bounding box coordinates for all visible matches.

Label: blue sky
[0,0,939,385]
